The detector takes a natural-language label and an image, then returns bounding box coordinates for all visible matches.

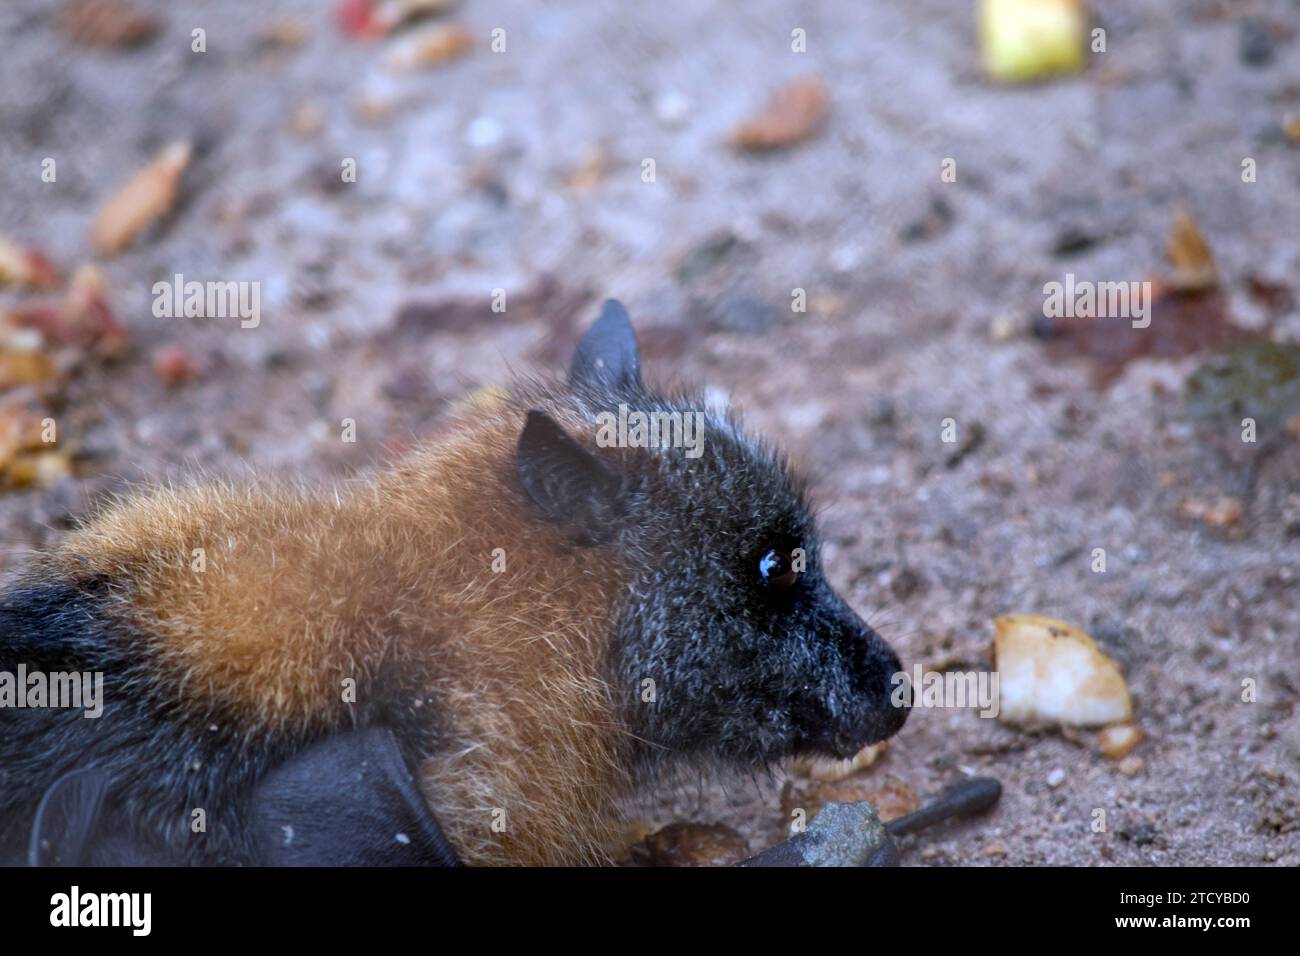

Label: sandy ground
[1,0,1297,865]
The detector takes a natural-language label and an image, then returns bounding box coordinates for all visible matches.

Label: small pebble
[466,116,504,150]
[890,567,925,601]
[654,91,691,127]
[1125,823,1157,846]
[1097,723,1144,759]
[981,841,1008,858]
[1239,18,1275,67]
[988,314,1017,341]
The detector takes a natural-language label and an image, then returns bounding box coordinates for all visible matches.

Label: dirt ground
[1,0,1297,865]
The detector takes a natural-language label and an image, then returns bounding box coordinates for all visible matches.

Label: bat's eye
[758,548,799,590]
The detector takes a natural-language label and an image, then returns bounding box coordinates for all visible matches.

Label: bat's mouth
[792,700,909,761]
[816,718,905,760]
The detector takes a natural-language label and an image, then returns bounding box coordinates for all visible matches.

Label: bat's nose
[862,643,909,742]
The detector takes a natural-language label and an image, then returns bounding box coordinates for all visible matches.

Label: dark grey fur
[519,300,909,771]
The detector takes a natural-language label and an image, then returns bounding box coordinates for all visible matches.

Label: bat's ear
[516,409,623,546]
[569,299,641,391]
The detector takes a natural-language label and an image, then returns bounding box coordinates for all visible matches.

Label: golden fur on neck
[51,402,633,865]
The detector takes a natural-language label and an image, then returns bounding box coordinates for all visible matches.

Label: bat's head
[514,300,909,768]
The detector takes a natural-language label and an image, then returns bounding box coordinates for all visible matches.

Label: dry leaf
[1178,495,1243,530]
[13,265,129,354]
[1283,113,1300,145]
[993,614,1132,727]
[385,0,458,22]
[629,822,750,867]
[338,0,456,40]
[336,0,385,39]
[260,18,308,49]
[1166,208,1218,292]
[68,265,129,354]
[0,408,39,469]
[153,345,200,386]
[730,75,828,151]
[289,103,326,138]
[385,22,473,69]
[782,772,919,824]
[566,145,608,191]
[0,342,57,389]
[59,0,159,49]
[0,237,59,290]
[2,448,72,489]
[7,264,124,356]
[91,141,192,256]
[354,92,396,124]
[0,405,57,477]
[1285,411,1300,441]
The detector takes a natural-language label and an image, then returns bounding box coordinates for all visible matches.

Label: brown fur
[50,401,633,866]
